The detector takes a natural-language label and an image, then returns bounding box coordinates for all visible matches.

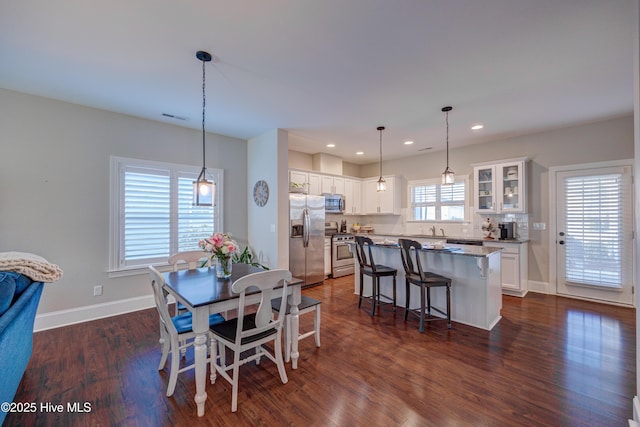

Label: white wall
[247,129,289,269]
[0,89,248,320]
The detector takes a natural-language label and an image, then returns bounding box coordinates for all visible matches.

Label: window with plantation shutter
[408,176,468,221]
[563,172,631,288]
[110,157,222,271]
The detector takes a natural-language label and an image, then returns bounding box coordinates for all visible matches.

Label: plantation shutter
[563,172,631,288]
[177,175,214,252]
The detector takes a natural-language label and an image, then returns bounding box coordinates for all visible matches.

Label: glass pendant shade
[376,176,386,192]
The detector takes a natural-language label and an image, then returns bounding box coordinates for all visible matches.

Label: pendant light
[441,106,455,185]
[376,126,386,192]
[192,50,216,206]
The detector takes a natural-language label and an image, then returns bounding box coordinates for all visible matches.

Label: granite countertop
[353,232,528,244]
[363,241,502,258]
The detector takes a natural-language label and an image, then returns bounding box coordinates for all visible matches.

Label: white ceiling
[0,1,634,165]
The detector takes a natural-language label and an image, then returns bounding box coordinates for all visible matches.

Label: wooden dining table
[162,263,303,417]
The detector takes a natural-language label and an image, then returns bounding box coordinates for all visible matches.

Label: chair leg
[392,275,397,312]
[426,287,432,315]
[158,328,170,370]
[419,285,426,333]
[358,272,364,308]
[166,336,180,396]
[314,305,321,347]
[274,330,289,385]
[231,350,241,412]
[446,284,452,329]
[404,280,410,321]
[370,277,377,316]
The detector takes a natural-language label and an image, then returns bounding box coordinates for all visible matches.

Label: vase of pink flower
[199,232,239,279]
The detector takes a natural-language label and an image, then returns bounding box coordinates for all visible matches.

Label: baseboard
[527,280,551,294]
[34,295,155,332]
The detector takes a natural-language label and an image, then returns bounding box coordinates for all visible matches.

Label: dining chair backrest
[398,239,426,278]
[148,266,178,337]
[168,250,210,272]
[354,236,379,272]
[232,269,292,344]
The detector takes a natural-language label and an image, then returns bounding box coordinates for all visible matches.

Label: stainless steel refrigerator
[289,194,325,287]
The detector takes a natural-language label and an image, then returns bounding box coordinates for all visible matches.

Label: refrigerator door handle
[303,208,310,247]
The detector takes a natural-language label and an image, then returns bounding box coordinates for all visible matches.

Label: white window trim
[406,175,469,223]
[108,156,224,277]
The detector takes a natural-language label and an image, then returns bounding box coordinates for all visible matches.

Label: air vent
[417,147,433,151]
[162,113,187,121]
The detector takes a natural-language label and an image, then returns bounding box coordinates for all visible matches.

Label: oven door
[332,240,354,277]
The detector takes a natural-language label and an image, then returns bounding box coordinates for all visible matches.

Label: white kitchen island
[353,243,503,331]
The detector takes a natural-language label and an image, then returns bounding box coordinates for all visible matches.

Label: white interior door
[554,165,634,305]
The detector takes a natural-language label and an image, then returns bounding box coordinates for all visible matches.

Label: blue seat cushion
[0,273,17,317]
[171,312,225,334]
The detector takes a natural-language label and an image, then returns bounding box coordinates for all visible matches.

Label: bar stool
[354,236,397,316]
[398,238,452,333]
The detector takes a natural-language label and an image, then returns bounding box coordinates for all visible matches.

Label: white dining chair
[168,250,211,272]
[148,266,224,397]
[209,269,292,412]
[271,295,321,362]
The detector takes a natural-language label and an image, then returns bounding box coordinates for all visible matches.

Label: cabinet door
[289,170,308,191]
[474,166,496,213]
[377,177,396,214]
[352,179,362,214]
[321,176,334,194]
[344,179,361,214]
[500,252,520,291]
[324,239,331,276]
[308,173,322,195]
[363,180,380,213]
[333,177,345,195]
[497,161,525,213]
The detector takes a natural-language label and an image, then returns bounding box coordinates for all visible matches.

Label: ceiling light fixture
[441,106,455,185]
[192,50,216,206]
[404,140,414,145]
[471,124,484,130]
[327,143,335,148]
[376,126,386,192]
[356,151,364,155]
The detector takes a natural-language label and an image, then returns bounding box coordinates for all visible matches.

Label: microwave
[323,193,345,214]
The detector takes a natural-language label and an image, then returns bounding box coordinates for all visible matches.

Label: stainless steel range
[325,221,355,278]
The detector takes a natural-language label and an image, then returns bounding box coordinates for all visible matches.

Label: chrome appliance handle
[303,208,310,247]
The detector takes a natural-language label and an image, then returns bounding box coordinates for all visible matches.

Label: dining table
[162,263,303,417]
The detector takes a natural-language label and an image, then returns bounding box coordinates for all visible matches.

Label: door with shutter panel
[555,165,634,305]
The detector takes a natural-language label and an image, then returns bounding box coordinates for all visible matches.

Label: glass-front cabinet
[473,157,527,213]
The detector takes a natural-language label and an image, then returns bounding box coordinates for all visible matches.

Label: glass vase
[216,256,232,279]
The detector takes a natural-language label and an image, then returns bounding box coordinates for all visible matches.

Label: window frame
[109,156,223,276]
[406,175,469,223]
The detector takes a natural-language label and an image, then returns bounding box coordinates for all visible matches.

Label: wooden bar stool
[354,236,397,316]
[398,238,452,333]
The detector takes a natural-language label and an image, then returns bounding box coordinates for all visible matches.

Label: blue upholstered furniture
[0,273,44,426]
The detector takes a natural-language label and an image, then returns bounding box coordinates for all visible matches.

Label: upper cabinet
[344,178,362,215]
[363,176,401,215]
[289,170,309,193]
[308,173,322,195]
[473,157,527,213]
[321,175,345,194]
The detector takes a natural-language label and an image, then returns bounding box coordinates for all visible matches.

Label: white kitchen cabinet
[308,173,322,195]
[363,175,401,215]
[483,241,528,297]
[473,157,527,213]
[289,170,309,192]
[343,178,362,215]
[321,175,345,194]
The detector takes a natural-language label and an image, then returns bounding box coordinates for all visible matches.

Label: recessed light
[327,143,335,148]
[356,151,364,155]
[471,124,484,130]
[404,140,414,145]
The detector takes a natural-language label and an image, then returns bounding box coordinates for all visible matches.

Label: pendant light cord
[201,58,206,170]
[445,109,449,168]
[379,128,383,177]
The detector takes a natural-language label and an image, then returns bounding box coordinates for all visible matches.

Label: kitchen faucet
[440,228,446,237]
[429,226,436,236]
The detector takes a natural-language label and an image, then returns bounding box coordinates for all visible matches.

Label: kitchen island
[353,242,503,330]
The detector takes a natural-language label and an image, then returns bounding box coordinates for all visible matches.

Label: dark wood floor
[6,275,636,426]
